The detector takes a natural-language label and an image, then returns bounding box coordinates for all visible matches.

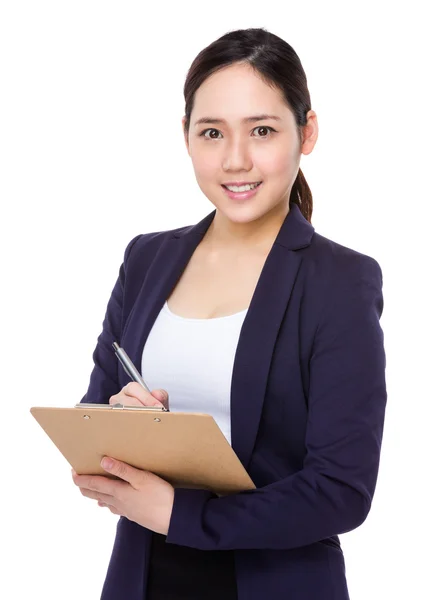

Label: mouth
[221,181,262,191]
[220,181,263,201]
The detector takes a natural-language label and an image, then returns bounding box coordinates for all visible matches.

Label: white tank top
[141,301,248,446]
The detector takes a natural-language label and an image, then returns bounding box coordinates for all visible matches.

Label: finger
[98,500,122,515]
[72,471,125,496]
[110,393,144,407]
[101,457,145,489]
[97,500,121,515]
[150,389,169,410]
[80,488,115,504]
[122,382,164,407]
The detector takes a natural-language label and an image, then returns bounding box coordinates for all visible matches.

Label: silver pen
[112,341,151,392]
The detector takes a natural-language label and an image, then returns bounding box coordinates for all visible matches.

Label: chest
[166,247,270,319]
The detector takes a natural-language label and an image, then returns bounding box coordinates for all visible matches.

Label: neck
[203,201,290,253]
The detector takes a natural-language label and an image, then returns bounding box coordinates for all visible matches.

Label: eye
[251,126,276,138]
[200,128,223,139]
[199,126,276,139]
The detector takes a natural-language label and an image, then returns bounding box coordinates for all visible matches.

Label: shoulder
[121,223,192,266]
[306,230,383,289]
[297,230,384,327]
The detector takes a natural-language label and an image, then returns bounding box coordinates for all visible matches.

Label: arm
[166,256,387,551]
[79,234,143,405]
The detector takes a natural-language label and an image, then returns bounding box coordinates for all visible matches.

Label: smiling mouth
[221,182,263,190]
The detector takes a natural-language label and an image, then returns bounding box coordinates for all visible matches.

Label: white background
[1,1,439,598]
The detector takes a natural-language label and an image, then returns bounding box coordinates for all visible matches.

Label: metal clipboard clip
[74,402,169,412]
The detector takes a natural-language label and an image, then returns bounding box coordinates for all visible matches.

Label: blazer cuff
[166,487,216,547]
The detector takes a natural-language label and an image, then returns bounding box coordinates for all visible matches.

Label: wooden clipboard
[30,403,256,496]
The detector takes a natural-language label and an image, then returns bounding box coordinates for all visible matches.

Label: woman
[72,27,387,600]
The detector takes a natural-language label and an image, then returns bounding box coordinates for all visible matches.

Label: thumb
[101,457,144,487]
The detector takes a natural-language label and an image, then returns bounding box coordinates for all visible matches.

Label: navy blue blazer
[80,203,387,599]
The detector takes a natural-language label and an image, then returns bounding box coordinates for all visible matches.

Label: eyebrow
[194,114,282,127]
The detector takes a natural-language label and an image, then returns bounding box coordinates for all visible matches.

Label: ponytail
[289,167,313,224]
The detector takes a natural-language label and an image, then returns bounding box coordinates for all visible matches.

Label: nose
[222,135,253,172]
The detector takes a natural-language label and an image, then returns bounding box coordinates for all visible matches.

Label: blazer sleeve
[166,255,387,551]
[79,234,143,405]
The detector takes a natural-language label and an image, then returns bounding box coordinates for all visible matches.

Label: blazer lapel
[119,210,215,382]
[121,204,314,471]
[230,206,314,469]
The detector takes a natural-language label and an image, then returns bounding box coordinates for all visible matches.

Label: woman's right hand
[109,382,169,410]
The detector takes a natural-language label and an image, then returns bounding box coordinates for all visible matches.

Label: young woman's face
[183,62,312,225]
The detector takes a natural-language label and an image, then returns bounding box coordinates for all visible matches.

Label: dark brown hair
[183,27,313,223]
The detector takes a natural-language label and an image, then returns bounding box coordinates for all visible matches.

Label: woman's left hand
[72,457,175,535]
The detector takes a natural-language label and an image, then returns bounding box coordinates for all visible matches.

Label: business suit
[80,203,387,599]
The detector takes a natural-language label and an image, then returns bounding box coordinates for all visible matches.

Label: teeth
[225,182,261,192]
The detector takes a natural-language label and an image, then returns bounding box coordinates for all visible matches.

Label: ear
[182,116,190,156]
[301,110,319,156]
